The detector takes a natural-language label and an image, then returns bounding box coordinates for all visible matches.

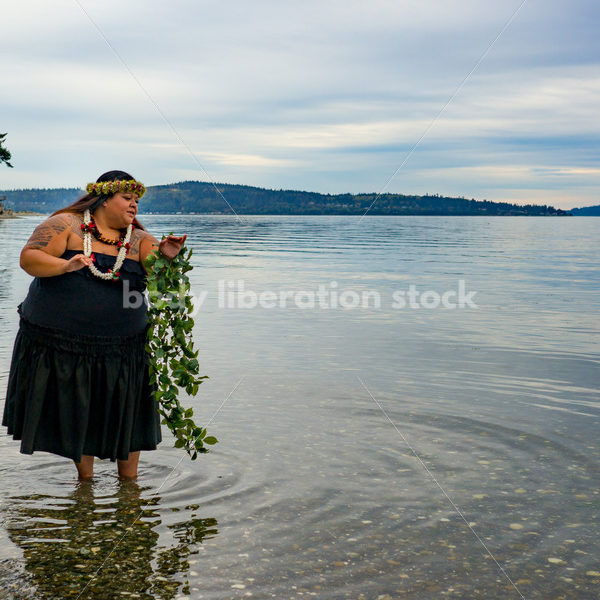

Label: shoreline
[0,210,44,218]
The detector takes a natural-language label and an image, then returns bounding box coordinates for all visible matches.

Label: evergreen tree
[0,133,13,168]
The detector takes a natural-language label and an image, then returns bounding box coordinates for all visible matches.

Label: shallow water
[0,214,599,599]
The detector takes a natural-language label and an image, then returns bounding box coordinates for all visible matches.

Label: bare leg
[117,451,140,479]
[74,454,94,479]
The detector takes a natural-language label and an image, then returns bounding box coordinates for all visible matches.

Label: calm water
[0,214,599,599]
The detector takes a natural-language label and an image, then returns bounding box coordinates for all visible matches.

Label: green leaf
[145,243,216,461]
[203,436,218,445]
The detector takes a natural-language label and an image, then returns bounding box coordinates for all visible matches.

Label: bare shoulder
[136,228,161,264]
[138,228,159,242]
[127,227,157,260]
[63,212,84,235]
[131,227,157,247]
[24,212,80,250]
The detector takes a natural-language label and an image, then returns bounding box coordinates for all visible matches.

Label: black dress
[2,249,162,463]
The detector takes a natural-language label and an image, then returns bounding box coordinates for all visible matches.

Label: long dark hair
[51,170,146,230]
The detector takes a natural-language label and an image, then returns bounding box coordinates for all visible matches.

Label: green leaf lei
[143,242,217,459]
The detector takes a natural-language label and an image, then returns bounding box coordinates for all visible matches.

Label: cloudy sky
[1,0,598,209]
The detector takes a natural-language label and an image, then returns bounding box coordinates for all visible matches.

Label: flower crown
[86,179,146,199]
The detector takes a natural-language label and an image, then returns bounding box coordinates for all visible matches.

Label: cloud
[0,0,598,208]
[202,152,299,168]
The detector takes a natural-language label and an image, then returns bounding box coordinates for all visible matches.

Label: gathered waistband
[17,304,149,357]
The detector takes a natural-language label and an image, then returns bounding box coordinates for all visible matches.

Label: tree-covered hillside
[0,181,573,216]
[568,205,600,216]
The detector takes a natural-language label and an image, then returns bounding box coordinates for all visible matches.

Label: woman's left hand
[159,234,187,260]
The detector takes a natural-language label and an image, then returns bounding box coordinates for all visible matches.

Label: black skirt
[2,312,162,463]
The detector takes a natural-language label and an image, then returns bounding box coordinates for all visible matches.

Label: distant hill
[0,181,573,216]
[568,205,600,216]
[0,188,81,214]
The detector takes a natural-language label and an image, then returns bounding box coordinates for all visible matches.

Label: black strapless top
[20,250,149,336]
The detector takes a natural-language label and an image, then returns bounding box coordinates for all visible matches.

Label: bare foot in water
[117,450,140,479]
[74,455,94,479]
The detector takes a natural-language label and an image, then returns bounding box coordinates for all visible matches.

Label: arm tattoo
[70,214,84,239]
[25,215,72,250]
[128,229,143,256]
[130,230,159,258]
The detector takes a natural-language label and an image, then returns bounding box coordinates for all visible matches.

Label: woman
[2,170,186,480]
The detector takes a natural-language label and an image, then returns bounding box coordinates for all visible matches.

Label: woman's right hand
[63,254,94,273]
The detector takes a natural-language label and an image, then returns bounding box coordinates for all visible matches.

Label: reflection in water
[2,479,217,599]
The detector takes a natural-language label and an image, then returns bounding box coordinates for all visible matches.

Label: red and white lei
[82,209,133,281]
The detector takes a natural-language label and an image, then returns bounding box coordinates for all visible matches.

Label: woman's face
[105,191,139,227]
